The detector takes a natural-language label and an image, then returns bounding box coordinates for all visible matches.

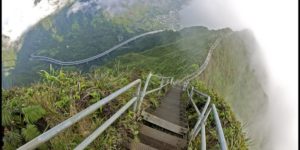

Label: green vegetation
[2,45,17,88]
[9,0,190,87]
[104,0,189,31]
[2,65,169,149]
[2,1,266,148]
[10,26,218,88]
[183,81,248,149]
[41,17,53,31]
[197,30,268,149]
[2,50,16,68]
[4,25,265,149]
[2,64,248,149]
[2,28,260,150]
[104,27,219,79]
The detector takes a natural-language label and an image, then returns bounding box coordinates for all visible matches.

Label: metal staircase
[17,72,227,150]
[133,86,188,149]
[18,32,232,150]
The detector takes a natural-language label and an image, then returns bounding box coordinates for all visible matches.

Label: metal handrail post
[165,78,170,91]
[201,124,206,150]
[189,107,211,143]
[193,96,211,138]
[190,95,210,140]
[190,101,200,116]
[137,73,152,113]
[212,104,227,150]
[17,79,141,150]
[183,81,188,91]
[192,107,211,140]
[158,78,164,95]
[133,82,142,112]
[190,87,194,99]
[74,97,138,150]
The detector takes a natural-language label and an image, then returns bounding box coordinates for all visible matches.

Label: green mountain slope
[101,28,268,149]
[196,30,268,149]
[186,81,248,150]
[3,23,267,149]
[104,26,221,79]
[6,0,188,87]
[2,2,267,147]
[2,66,247,149]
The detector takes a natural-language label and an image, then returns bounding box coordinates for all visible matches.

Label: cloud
[179,0,244,30]
[230,0,298,149]
[180,0,298,149]
[67,0,136,17]
[2,0,69,41]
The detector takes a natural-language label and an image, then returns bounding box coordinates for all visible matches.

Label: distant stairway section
[30,30,164,66]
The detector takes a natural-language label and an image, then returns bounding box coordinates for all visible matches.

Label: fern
[22,124,41,142]
[2,109,12,126]
[39,70,59,83]
[55,96,70,109]
[3,130,23,149]
[22,105,46,123]
[22,124,48,149]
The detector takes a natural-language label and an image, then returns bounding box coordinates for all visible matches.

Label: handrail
[188,86,211,141]
[18,72,173,150]
[18,79,142,150]
[212,104,227,150]
[186,84,227,150]
[179,32,233,84]
[187,87,201,116]
[137,73,173,112]
[145,80,170,95]
[75,97,138,150]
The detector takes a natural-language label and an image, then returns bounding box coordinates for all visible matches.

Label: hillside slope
[10,26,218,87]
[2,67,248,149]
[102,28,268,149]
[104,26,221,79]
[6,0,189,88]
[2,68,155,149]
[196,30,268,149]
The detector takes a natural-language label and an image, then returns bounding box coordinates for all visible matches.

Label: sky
[2,0,298,149]
[2,0,69,41]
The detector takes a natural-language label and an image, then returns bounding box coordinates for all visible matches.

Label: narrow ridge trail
[30,30,164,66]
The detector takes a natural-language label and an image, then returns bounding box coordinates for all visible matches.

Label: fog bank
[2,0,70,41]
[179,0,298,149]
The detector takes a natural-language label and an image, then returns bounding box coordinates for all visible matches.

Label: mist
[179,0,243,30]
[2,0,70,41]
[180,0,298,149]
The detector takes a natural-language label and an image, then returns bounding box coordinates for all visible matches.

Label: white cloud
[230,0,298,149]
[180,0,298,149]
[2,0,69,41]
[179,0,244,30]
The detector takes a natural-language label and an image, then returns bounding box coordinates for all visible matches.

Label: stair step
[142,111,188,135]
[130,140,158,150]
[139,125,187,149]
